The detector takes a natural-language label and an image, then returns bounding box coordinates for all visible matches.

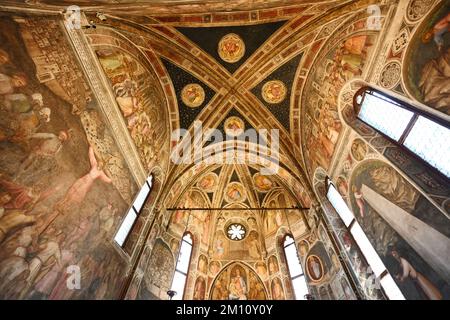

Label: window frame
[281,233,309,300]
[226,223,247,241]
[353,86,450,179]
[325,177,404,300]
[170,232,194,300]
[115,175,154,248]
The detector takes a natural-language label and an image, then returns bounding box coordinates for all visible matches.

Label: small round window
[227,223,246,241]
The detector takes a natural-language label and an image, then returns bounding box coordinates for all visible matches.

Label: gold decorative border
[62,16,147,186]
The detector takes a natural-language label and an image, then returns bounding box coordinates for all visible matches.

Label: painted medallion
[350,138,367,161]
[181,83,205,108]
[197,172,218,193]
[306,254,324,282]
[224,182,246,203]
[218,33,245,63]
[224,116,245,137]
[253,173,273,192]
[262,80,287,104]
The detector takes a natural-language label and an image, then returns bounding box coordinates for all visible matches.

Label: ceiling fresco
[250,52,303,131]
[0,0,390,272]
[59,1,373,192]
[161,58,216,129]
[5,1,327,16]
[176,21,286,73]
[300,18,381,177]
[0,0,448,301]
[0,0,386,220]
[75,2,370,215]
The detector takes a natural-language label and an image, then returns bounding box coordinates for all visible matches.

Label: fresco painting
[138,239,174,300]
[303,33,377,175]
[349,160,450,299]
[406,3,450,115]
[0,16,137,300]
[95,45,169,170]
[210,263,267,300]
[0,1,446,302]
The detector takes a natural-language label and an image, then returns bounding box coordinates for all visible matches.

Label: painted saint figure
[18,130,70,173]
[247,232,261,259]
[352,185,365,217]
[254,174,273,192]
[268,256,279,275]
[255,262,268,279]
[271,278,285,300]
[198,173,216,192]
[59,146,112,207]
[387,245,442,300]
[214,238,225,259]
[422,12,450,51]
[198,255,207,274]
[419,12,450,113]
[193,277,206,300]
[307,255,323,281]
[227,186,242,201]
[228,268,247,300]
[224,117,245,137]
[181,84,204,108]
[218,33,245,63]
[209,261,220,276]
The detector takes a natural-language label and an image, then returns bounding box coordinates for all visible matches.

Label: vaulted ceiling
[6,0,381,211]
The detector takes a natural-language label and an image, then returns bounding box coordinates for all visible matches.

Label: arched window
[326,178,404,300]
[283,234,309,300]
[114,175,153,247]
[169,232,193,300]
[354,87,450,177]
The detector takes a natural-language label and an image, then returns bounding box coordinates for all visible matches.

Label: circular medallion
[226,223,246,241]
[218,33,245,63]
[379,60,401,89]
[181,83,205,108]
[350,138,367,161]
[406,0,434,22]
[306,255,324,282]
[197,172,218,193]
[253,173,273,192]
[224,182,246,203]
[262,80,287,104]
[224,116,245,137]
